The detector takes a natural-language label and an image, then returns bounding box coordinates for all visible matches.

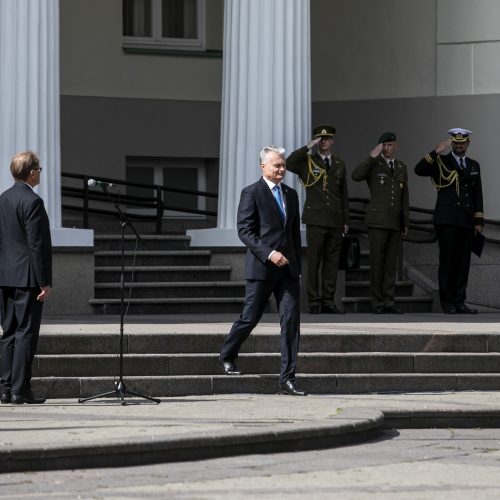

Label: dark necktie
[324,157,330,171]
[272,185,286,222]
[459,158,465,170]
[389,160,394,171]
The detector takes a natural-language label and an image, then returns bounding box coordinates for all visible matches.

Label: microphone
[88,179,114,188]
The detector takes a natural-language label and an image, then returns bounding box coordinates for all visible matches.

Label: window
[123,0,205,51]
[126,157,208,218]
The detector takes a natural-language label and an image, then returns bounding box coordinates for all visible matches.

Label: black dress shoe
[383,305,404,314]
[279,380,308,396]
[455,304,478,314]
[0,390,11,404]
[442,305,457,314]
[217,358,242,375]
[11,392,46,404]
[372,306,384,314]
[309,306,321,314]
[321,305,345,314]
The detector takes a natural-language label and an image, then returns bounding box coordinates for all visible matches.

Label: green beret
[378,131,397,144]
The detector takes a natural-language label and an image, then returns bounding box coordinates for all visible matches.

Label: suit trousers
[0,287,43,395]
[368,228,400,307]
[305,224,343,307]
[220,274,300,384]
[435,224,474,309]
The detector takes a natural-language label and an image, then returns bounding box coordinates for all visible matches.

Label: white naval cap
[448,128,472,142]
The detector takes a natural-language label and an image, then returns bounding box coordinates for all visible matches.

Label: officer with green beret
[286,124,349,314]
[352,132,409,314]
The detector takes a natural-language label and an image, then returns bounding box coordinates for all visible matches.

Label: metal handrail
[61,172,218,234]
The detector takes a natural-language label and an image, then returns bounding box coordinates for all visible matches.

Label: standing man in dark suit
[218,146,306,396]
[415,128,484,314]
[0,151,52,404]
[352,132,409,314]
[286,125,349,315]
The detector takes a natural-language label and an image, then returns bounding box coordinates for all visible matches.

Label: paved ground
[1,311,500,476]
[3,428,500,499]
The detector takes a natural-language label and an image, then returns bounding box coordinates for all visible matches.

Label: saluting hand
[307,137,321,150]
[369,143,383,158]
[435,139,451,154]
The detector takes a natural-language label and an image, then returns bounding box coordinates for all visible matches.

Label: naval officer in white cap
[415,128,484,314]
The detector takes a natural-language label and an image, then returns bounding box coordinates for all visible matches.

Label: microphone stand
[79,186,160,405]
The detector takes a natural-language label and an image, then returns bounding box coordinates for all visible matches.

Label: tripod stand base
[78,380,161,405]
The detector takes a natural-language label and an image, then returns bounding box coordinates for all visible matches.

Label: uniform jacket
[352,155,410,231]
[286,145,349,228]
[0,182,52,288]
[237,177,301,280]
[415,151,484,228]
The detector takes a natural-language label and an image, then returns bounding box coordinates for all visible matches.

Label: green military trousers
[367,227,400,307]
[306,224,343,307]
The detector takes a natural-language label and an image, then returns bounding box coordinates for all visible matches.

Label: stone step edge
[95,250,211,256]
[95,265,232,271]
[94,281,246,289]
[89,297,245,305]
[0,408,382,473]
[95,235,190,241]
[342,296,433,303]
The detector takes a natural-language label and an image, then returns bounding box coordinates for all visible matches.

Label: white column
[0,0,92,246]
[189,0,311,246]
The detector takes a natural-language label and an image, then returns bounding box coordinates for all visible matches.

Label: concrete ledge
[0,407,383,473]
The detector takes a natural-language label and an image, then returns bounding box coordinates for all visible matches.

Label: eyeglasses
[32,167,43,172]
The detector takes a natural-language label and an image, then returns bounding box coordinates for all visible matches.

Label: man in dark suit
[352,132,409,314]
[286,125,349,315]
[218,146,306,396]
[0,151,52,404]
[415,128,484,314]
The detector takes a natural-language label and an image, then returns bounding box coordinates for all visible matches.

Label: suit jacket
[352,155,410,231]
[237,177,301,280]
[286,145,349,228]
[415,151,484,228]
[0,182,52,288]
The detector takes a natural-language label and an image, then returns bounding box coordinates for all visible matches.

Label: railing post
[155,186,163,234]
[83,176,89,229]
[398,237,404,281]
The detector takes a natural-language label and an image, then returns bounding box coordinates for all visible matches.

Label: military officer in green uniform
[352,132,409,314]
[286,124,349,314]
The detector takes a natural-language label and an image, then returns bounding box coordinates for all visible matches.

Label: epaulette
[425,154,434,164]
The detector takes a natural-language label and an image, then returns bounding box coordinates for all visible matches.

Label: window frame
[122,0,206,52]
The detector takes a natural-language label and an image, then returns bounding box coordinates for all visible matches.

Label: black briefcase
[338,234,360,270]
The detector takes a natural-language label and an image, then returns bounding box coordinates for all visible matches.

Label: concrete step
[31,373,500,399]
[95,265,232,283]
[94,234,191,251]
[342,296,433,313]
[345,280,414,297]
[94,250,211,267]
[36,332,500,355]
[89,297,247,314]
[346,266,370,281]
[30,352,500,377]
[94,281,246,299]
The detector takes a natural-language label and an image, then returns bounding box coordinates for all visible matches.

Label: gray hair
[260,145,286,164]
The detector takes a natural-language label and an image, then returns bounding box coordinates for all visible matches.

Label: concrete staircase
[32,329,500,398]
[342,248,434,313]
[89,234,247,314]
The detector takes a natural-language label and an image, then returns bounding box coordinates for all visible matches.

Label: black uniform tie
[389,160,394,171]
[324,157,330,171]
[459,157,465,170]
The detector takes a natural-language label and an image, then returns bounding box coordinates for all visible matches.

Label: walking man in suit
[286,125,349,315]
[352,132,409,314]
[415,128,484,314]
[0,151,52,404]
[218,146,306,396]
